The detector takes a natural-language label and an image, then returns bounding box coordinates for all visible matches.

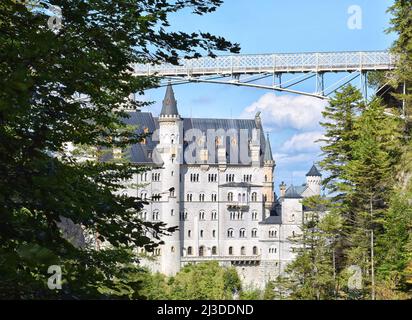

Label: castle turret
[158,84,182,275]
[263,133,275,218]
[305,164,322,195]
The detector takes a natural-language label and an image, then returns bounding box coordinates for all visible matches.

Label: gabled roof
[284,185,303,199]
[306,164,322,177]
[160,84,179,116]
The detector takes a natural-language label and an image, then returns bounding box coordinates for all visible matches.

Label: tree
[342,99,403,299]
[168,262,242,300]
[274,196,343,300]
[0,0,239,298]
[319,84,364,196]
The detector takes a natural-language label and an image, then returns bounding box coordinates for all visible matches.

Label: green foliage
[273,196,343,300]
[0,0,239,299]
[168,262,241,300]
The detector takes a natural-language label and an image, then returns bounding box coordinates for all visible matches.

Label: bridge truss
[134,51,397,100]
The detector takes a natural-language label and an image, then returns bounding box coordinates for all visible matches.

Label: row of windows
[141,246,277,257]
[227,228,258,238]
[190,173,200,182]
[208,174,218,182]
[180,211,218,221]
[229,211,259,221]
[186,246,259,256]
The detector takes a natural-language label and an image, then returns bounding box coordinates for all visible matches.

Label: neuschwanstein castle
[124,85,322,289]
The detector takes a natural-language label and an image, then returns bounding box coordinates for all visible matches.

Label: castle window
[228,247,233,255]
[239,228,246,238]
[251,192,257,202]
[227,192,233,202]
[251,229,258,238]
[227,229,234,238]
[265,175,267,182]
[171,246,175,253]
[152,211,159,221]
[199,246,205,257]
[212,230,216,238]
[199,193,205,202]
[188,230,191,237]
[253,246,258,255]
[199,211,205,220]
[171,209,174,216]
[170,188,175,197]
[238,193,241,202]
[269,229,277,238]
[264,194,267,202]
[200,230,204,238]
[211,193,217,202]
[211,211,217,220]
[241,246,246,255]
[187,193,193,202]
[187,247,193,255]
[184,212,188,220]
[212,246,217,255]
[252,211,258,220]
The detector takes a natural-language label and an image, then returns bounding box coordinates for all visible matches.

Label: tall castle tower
[305,164,322,195]
[158,84,182,275]
[263,133,275,219]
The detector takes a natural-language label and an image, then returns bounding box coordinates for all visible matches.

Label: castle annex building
[124,85,322,288]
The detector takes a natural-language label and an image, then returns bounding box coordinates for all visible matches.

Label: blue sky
[142,0,396,193]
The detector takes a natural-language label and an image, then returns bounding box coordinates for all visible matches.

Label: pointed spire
[264,133,273,162]
[306,164,322,177]
[160,83,179,117]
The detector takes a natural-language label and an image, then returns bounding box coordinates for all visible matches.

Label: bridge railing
[134,51,396,76]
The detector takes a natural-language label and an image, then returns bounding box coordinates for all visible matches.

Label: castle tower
[263,133,275,219]
[305,164,322,195]
[158,84,182,275]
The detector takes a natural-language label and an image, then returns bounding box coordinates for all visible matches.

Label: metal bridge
[134,51,397,100]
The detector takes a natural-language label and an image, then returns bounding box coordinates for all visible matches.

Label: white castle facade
[124,85,322,289]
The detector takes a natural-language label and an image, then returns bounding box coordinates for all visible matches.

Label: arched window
[199,246,204,257]
[188,230,192,237]
[228,192,233,202]
[152,211,159,221]
[199,193,205,202]
[228,246,233,255]
[200,230,204,238]
[239,228,246,238]
[212,246,217,255]
[171,246,175,253]
[251,228,258,238]
[211,211,217,220]
[199,211,205,220]
[269,228,277,238]
[227,228,234,238]
[238,193,241,202]
[187,246,193,255]
[212,230,216,238]
[253,246,258,255]
[242,193,246,202]
[251,192,257,202]
[241,246,246,255]
[252,211,258,220]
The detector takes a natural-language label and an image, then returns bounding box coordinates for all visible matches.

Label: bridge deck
[134,51,396,77]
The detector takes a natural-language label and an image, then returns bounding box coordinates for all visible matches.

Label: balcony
[181,255,261,265]
[227,203,249,211]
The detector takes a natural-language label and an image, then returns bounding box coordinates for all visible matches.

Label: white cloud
[281,131,325,153]
[241,93,327,131]
[273,152,317,165]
